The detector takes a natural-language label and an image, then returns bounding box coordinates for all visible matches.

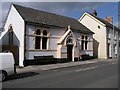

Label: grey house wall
[25,24,66,59]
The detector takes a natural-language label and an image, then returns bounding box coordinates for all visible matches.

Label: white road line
[74,66,98,72]
[111,62,118,64]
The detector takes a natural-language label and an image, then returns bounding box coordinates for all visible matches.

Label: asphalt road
[2,59,118,88]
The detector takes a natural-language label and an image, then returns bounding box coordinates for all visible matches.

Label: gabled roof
[85,12,120,31]
[13,4,94,34]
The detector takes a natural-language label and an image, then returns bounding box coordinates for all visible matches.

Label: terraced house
[0,4,94,67]
[79,11,120,59]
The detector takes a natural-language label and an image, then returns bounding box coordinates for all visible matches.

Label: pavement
[16,58,115,74]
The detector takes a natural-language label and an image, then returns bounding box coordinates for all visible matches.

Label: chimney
[92,10,97,16]
[105,16,113,24]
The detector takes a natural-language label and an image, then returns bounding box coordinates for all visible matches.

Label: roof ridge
[86,12,120,31]
[13,4,77,21]
[11,4,94,34]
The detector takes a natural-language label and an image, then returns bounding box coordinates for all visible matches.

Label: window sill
[26,49,57,51]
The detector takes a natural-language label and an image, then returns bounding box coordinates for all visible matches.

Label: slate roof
[0,28,3,32]
[88,12,120,31]
[13,4,94,34]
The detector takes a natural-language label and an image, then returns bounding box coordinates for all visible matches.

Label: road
[2,59,118,88]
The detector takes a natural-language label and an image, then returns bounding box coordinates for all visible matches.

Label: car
[80,54,92,60]
[0,52,16,82]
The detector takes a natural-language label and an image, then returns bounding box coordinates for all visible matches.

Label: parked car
[80,54,92,60]
[0,52,16,82]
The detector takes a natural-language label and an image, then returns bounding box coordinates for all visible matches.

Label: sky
[0,1,119,28]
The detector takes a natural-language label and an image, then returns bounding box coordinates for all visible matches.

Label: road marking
[74,66,98,72]
[111,62,118,64]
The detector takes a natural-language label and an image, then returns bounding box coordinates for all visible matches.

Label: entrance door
[67,45,73,61]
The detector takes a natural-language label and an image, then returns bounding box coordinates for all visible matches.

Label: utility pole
[118,9,120,59]
[112,17,115,59]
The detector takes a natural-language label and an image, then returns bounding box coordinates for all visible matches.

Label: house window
[85,36,88,50]
[34,29,49,50]
[35,29,41,49]
[81,35,88,50]
[81,40,84,50]
[42,30,47,49]
[66,36,73,45]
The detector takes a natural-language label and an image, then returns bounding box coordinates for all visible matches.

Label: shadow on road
[6,72,39,81]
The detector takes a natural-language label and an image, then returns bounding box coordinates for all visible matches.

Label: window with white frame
[66,36,74,45]
[35,29,41,49]
[81,35,88,50]
[42,30,48,49]
[34,29,49,50]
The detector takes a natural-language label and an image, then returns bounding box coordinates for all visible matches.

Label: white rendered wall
[1,5,25,66]
[79,14,107,59]
[25,25,66,59]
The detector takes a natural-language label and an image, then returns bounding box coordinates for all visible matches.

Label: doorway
[107,43,110,58]
[67,45,73,61]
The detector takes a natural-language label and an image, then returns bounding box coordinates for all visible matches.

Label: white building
[79,11,120,59]
[0,4,94,67]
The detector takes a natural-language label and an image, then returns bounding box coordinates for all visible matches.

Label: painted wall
[25,24,93,60]
[25,25,66,59]
[0,5,25,66]
[79,13,107,59]
[73,31,93,57]
[107,27,120,58]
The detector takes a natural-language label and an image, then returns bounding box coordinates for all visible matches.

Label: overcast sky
[0,1,119,28]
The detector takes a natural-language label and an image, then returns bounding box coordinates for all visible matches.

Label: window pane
[85,41,88,50]
[35,29,41,49]
[85,36,88,40]
[81,40,84,50]
[82,35,84,39]
[42,37,47,49]
[42,30,47,49]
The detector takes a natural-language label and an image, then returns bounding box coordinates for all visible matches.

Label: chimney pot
[106,16,113,24]
[92,10,97,16]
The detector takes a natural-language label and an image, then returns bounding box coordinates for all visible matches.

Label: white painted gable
[0,5,25,66]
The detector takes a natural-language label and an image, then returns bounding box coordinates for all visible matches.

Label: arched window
[81,35,88,50]
[8,25,13,45]
[81,35,84,50]
[42,30,47,49]
[66,36,73,45]
[35,29,41,49]
[85,36,88,50]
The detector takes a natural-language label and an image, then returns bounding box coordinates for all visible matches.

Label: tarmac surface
[2,58,118,88]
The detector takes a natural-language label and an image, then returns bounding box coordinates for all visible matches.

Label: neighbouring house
[0,4,94,67]
[79,11,120,59]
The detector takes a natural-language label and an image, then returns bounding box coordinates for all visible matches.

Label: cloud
[0,2,109,28]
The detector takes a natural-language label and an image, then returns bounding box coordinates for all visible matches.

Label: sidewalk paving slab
[16,58,116,74]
